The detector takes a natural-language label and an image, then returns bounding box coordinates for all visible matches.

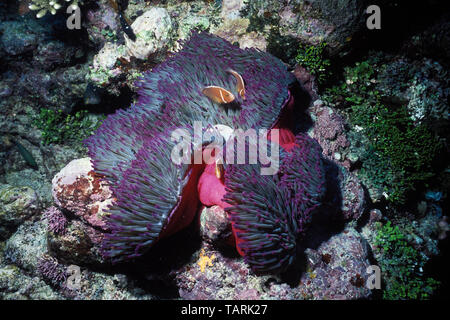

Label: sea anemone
[278,133,326,232]
[222,133,326,273]
[134,31,297,131]
[85,32,301,264]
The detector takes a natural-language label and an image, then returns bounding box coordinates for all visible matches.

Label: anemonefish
[202,86,235,104]
[202,69,246,104]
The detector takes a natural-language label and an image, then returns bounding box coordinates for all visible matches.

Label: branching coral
[29,0,82,18]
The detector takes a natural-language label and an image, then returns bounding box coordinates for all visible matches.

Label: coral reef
[0,0,448,301]
[0,185,40,240]
[323,57,445,205]
[175,227,372,300]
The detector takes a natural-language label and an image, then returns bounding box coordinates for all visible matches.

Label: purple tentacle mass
[84,31,322,272]
[223,134,326,273]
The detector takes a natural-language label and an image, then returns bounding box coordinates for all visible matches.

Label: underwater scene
[0,0,449,302]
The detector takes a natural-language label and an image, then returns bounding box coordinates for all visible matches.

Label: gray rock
[174,227,373,300]
[125,7,174,60]
[241,0,366,56]
[47,219,106,267]
[377,57,449,122]
[4,219,48,273]
[0,264,63,300]
[0,19,47,55]
[0,184,40,240]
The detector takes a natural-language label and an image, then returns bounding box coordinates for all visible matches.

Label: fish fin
[226,69,246,100]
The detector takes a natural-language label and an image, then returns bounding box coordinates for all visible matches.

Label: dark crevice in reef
[290,81,315,136]
[428,236,450,299]
[74,83,135,116]
[97,220,203,299]
[278,158,347,287]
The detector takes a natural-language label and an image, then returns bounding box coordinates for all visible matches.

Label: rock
[402,15,450,65]
[174,227,373,300]
[280,0,366,56]
[240,0,366,56]
[368,209,383,224]
[52,157,112,231]
[0,19,46,56]
[338,167,366,221]
[377,57,449,122]
[4,219,48,273]
[0,81,12,98]
[304,97,367,221]
[50,157,112,266]
[16,63,89,114]
[299,227,372,299]
[89,42,126,86]
[70,270,154,300]
[437,216,449,241]
[310,101,351,169]
[47,219,105,266]
[125,8,174,60]
[0,184,40,240]
[93,42,126,71]
[0,264,62,300]
[294,65,319,100]
[220,0,245,21]
[33,41,80,71]
[84,0,121,48]
[177,14,211,41]
[199,205,232,245]
[2,144,81,207]
[214,18,267,51]
[321,160,366,222]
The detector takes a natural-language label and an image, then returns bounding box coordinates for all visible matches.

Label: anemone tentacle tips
[85,32,324,273]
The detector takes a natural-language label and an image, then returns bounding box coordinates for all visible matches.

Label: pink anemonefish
[202,86,235,104]
[202,69,246,104]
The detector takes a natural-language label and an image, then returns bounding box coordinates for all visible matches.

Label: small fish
[109,0,136,41]
[202,86,235,104]
[227,69,246,100]
[13,139,38,170]
[119,13,136,41]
